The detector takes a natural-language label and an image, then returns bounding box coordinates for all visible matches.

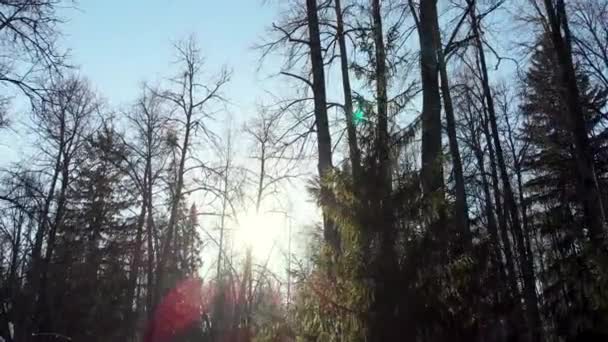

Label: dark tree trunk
[543,0,607,249]
[305,0,337,251]
[217,153,230,280]
[145,169,156,320]
[155,73,193,303]
[372,0,390,203]
[470,4,542,339]
[144,123,157,320]
[334,0,362,183]
[481,109,529,338]
[126,188,147,331]
[37,153,71,334]
[7,214,23,296]
[256,143,265,213]
[367,0,398,341]
[433,8,471,247]
[482,111,519,299]
[466,105,508,291]
[19,120,65,341]
[418,0,445,217]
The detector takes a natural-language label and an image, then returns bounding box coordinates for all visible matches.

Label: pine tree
[46,124,135,342]
[521,34,608,340]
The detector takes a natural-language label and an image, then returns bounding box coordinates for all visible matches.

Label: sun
[232,209,287,261]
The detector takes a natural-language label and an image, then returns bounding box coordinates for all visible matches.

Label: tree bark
[255,142,265,213]
[418,0,445,215]
[20,114,65,340]
[305,0,337,251]
[334,0,362,183]
[469,3,542,339]
[543,0,607,249]
[156,65,197,303]
[145,167,156,320]
[37,145,71,334]
[126,184,147,332]
[481,110,519,299]
[156,123,188,293]
[479,108,530,339]
[7,213,23,297]
[372,0,391,202]
[217,147,231,280]
[433,8,471,246]
[367,1,398,341]
[466,104,508,291]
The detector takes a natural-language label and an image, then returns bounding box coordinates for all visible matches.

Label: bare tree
[453,73,525,334]
[15,76,98,340]
[120,87,170,330]
[0,172,38,341]
[467,1,542,338]
[153,37,230,302]
[455,79,510,287]
[570,0,608,90]
[244,107,302,214]
[216,127,233,281]
[0,0,70,125]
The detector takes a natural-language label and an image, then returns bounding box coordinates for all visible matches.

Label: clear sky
[0,0,287,171]
[61,0,279,110]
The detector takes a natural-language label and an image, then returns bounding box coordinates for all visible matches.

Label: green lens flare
[353,107,365,124]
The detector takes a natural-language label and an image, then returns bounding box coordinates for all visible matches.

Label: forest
[1,0,608,341]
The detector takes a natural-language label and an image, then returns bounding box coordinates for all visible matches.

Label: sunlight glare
[233,210,286,261]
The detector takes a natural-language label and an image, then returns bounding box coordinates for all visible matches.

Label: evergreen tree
[47,124,135,342]
[521,34,608,340]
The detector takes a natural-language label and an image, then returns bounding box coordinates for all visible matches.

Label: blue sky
[1,0,287,165]
[61,0,279,111]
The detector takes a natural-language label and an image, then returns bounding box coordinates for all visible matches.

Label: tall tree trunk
[372,0,391,203]
[479,150,509,278]
[466,105,508,291]
[418,0,445,219]
[145,168,156,320]
[367,0,398,340]
[433,9,471,246]
[217,149,231,280]
[155,79,193,302]
[37,155,70,333]
[334,0,362,182]
[542,0,607,249]
[126,188,147,334]
[142,122,157,320]
[81,190,107,334]
[470,4,542,339]
[482,111,519,299]
[6,211,24,341]
[505,110,539,309]
[481,109,528,339]
[305,0,337,251]
[19,120,64,340]
[255,142,265,213]
[7,213,23,298]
